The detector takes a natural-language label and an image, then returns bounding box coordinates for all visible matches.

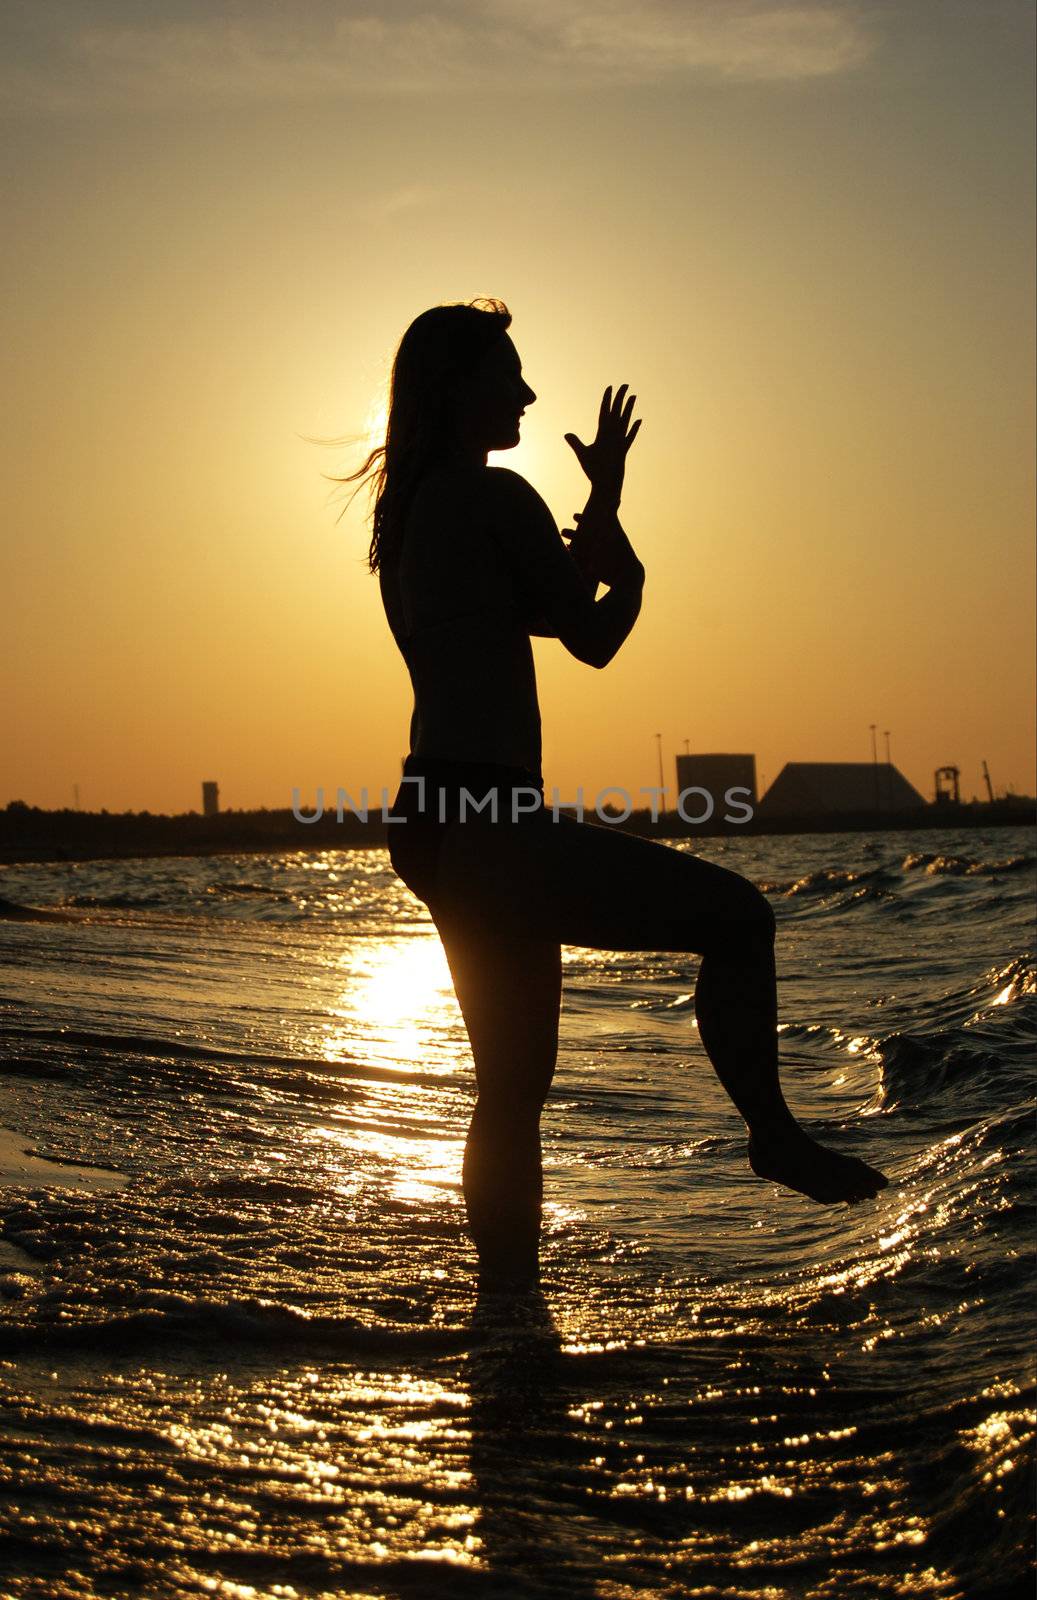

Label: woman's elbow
[559,618,626,668]
[568,638,614,669]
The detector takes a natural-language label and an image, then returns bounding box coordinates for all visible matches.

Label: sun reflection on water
[323,935,457,1077]
[156,1367,483,1574]
[315,936,468,1203]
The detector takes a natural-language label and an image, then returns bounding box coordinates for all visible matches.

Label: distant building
[675,753,757,807]
[202,781,220,818]
[757,763,925,818]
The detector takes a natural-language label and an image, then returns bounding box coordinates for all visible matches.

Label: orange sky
[2,1,1034,813]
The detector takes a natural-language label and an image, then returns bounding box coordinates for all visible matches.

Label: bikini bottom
[387,754,546,909]
[387,755,776,958]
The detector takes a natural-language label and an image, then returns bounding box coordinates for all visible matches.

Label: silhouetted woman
[345,298,886,1288]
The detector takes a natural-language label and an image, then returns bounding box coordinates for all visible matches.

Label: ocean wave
[0,896,76,922]
[63,891,174,909]
[760,865,899,898]
[908,955,1036,1033]
[756,848,1035,909]
[765,957,1037,1116]
[160,1175,327,1204]
[901,851,1036,877]
[874,951,1036,1107]
[207,881,292,897]
[0,1024,443,1092]
[876,1030,1026,1113]
[0,1295,474,1357]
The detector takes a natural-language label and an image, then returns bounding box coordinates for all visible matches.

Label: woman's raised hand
[564,384,642,507]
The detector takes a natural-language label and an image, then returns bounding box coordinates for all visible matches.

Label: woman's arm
[562,382,643,597]
[561,503,602,600]
[526,487,636,634]
[483,468,644,669]
[526,496,600,637]
[491,382,644,662]
[565,489,646,594]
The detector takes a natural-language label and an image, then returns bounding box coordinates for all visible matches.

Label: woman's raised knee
[703,878,775,956]
[750,887,776,943]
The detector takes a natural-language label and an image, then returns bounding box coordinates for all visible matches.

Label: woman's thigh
[431,811,770,954]
[432,916,562,1107]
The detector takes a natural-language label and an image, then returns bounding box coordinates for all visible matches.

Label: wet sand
[0,1126,129,1193]
[0,896,77,922]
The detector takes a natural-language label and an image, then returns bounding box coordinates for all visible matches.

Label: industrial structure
[933,765,961,806]
[201,781,220,818]
[757,762,926,818]
[675,753,757,807]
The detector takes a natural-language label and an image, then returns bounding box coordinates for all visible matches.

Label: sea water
[0,825,1033,1598]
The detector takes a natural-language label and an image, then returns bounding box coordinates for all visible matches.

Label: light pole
[869,724,879,811]
[655,732,665,812]
[884,730,892,810]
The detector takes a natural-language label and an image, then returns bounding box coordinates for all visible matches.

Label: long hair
[339,298,512,573]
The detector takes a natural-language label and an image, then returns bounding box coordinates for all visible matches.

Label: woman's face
[457,334,537,453]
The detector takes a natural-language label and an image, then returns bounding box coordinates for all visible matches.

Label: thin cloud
[504,1,873,82]
[368,185,445,221]
[0,1,876,115]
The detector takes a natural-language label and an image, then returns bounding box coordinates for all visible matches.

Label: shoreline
[0,1125,129,1194]
[0,1127,129,1273]
[0,802,1032,869]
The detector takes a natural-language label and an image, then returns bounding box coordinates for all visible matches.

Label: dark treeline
[1,795,1033,866]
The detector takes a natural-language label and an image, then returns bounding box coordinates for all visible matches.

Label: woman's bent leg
[691,893,788,1127]
[434,812,886,1208]
[693,908,885,1201]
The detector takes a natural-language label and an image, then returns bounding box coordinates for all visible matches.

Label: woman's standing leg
[434,909,562,1285]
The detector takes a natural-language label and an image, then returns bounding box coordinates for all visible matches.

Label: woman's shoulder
[480,464,541,501]
[408,462,485,517]
[416,462,538,496]
[479,467,556,540]
[409,463,547,525]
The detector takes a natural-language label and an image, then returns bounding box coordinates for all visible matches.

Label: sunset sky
[2,0,1034,814]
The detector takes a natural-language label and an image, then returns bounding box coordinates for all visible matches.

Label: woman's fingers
[598,384,638,432]
[584,384,641,467]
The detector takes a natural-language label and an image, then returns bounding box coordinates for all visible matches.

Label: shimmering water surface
[0,826,1033,1598]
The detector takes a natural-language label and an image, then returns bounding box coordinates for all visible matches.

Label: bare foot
[748,1123,888,1205]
